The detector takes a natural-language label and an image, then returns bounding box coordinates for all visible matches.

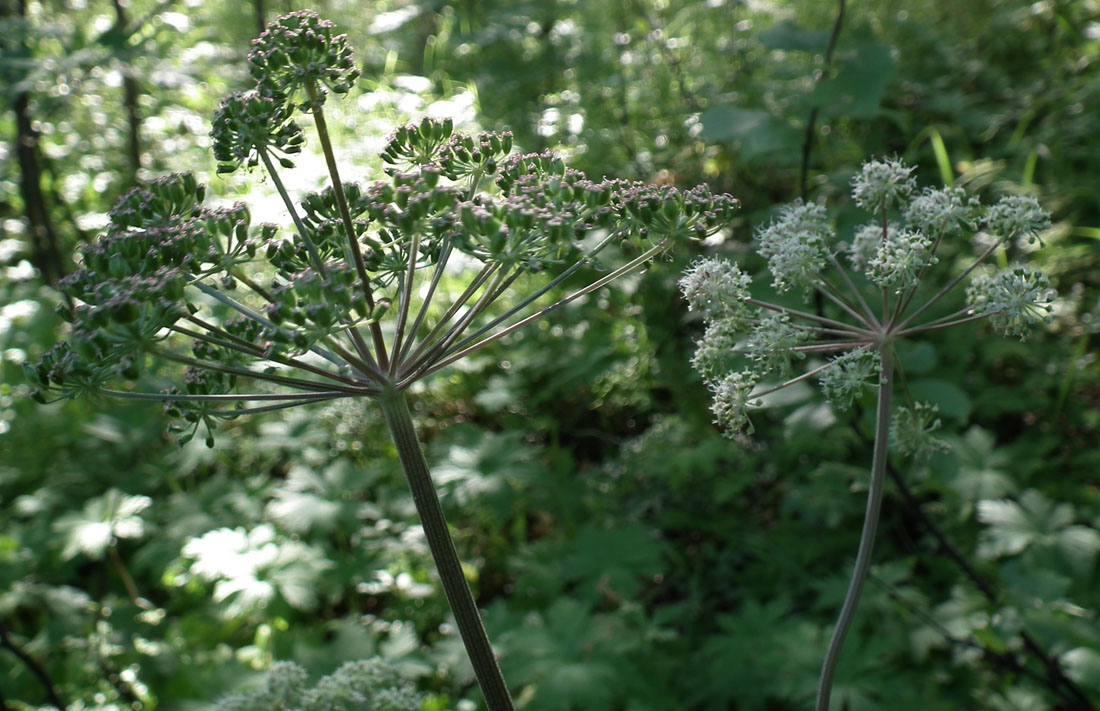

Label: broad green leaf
[53,488,152,560]
[697,106,802,160]
[813,44,897,119]
[757,21,827,52]
[940,426,1016,502]
[977,489,1100,569]
[1062,647,1100,689]
[909,378,971,421]
[894,340,938,376]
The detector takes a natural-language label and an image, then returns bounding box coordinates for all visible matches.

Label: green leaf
[53,488,152,560]
[894,340,937,376]
[909,378,971,421]
[940,426,1016,502]
[813,44,897,119]
[1062,647,1100,689]
[757,21,827,52]
[977,489,1100,569]
[697,106,802,160]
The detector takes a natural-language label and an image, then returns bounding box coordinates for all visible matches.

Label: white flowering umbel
[678,157,1055,711]
[215,659,422,711]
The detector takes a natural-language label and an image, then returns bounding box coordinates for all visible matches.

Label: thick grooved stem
[816,348,893,711]
[379,392,516,711]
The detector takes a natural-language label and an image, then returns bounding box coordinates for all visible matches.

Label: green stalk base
[379,390,516,711]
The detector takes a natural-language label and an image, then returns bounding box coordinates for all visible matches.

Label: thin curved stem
[816,347,893,711]
[895,240,1001,333]
[747,298,873,337]
[259,148,326,274]
[827,254,878,326]
[305,82,390,371]
[0,622,67,711]
[378,391,515,711]
[405,239,671,386]
[814,277,877,329]
[445,231,623,356]
[397,240,454,364]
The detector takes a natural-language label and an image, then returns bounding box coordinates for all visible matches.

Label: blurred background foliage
[2,0,1100,709]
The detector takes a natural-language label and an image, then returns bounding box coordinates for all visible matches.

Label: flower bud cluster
[380,117,456,170]
[30,10,740,441]
[248,10,361,110]
[865,226,935,293]
[212,91,305,174]
[904,186,980,239]
[983,194,1051,245]
[438,129,514,180]
[890,402,947,456]
[818,347,881,410]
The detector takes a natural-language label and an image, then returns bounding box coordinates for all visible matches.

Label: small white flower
[984,195,1051,245]
[851,157,916,212]
[967,266,1055,339]
[866,227,936,293]
[678,256,753,322]
[745,312,806,375]
[691,318,742,385]
[890,402,948,456]
[755,200,832,293]
[904,186,980,238]
[710,370,759,436]
[848,221,898,273]
[820,347,881,409]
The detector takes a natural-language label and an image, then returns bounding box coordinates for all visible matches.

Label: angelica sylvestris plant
[26,11,737,711]
[215,659,422,711]
[679,157,1053,711]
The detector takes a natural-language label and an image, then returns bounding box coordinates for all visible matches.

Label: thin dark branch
[867,573,1055,690]
[799,0,846,200]
[0,621,67,711]
[887,466,1097,709]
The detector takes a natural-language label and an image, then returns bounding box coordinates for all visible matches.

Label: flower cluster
[215,659,421,711]
[212,91,305,174]
[890,402,948,456]
[248,10,361,109]
[680,156,1054,439]
[967,265,1056,339]
[30,11,739,444]
[851,156,916,212]
[754,200,833,293]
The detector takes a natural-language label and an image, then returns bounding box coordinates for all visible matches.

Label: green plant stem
[304,82,390,371]
[408,238,672,385]
[446,231,623,355]
[747,299,872,336]
[378,391,516,711]
[397,240,454,364]
[895,239,1001,332]
[259,148,326,274]
[827,254,878,326]
[814,277,876,327]
[816,347,893,711]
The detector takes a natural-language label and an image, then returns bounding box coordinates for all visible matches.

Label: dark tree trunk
[4,0,68,285]
[254,0,266,36]
[111,0,142,186]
